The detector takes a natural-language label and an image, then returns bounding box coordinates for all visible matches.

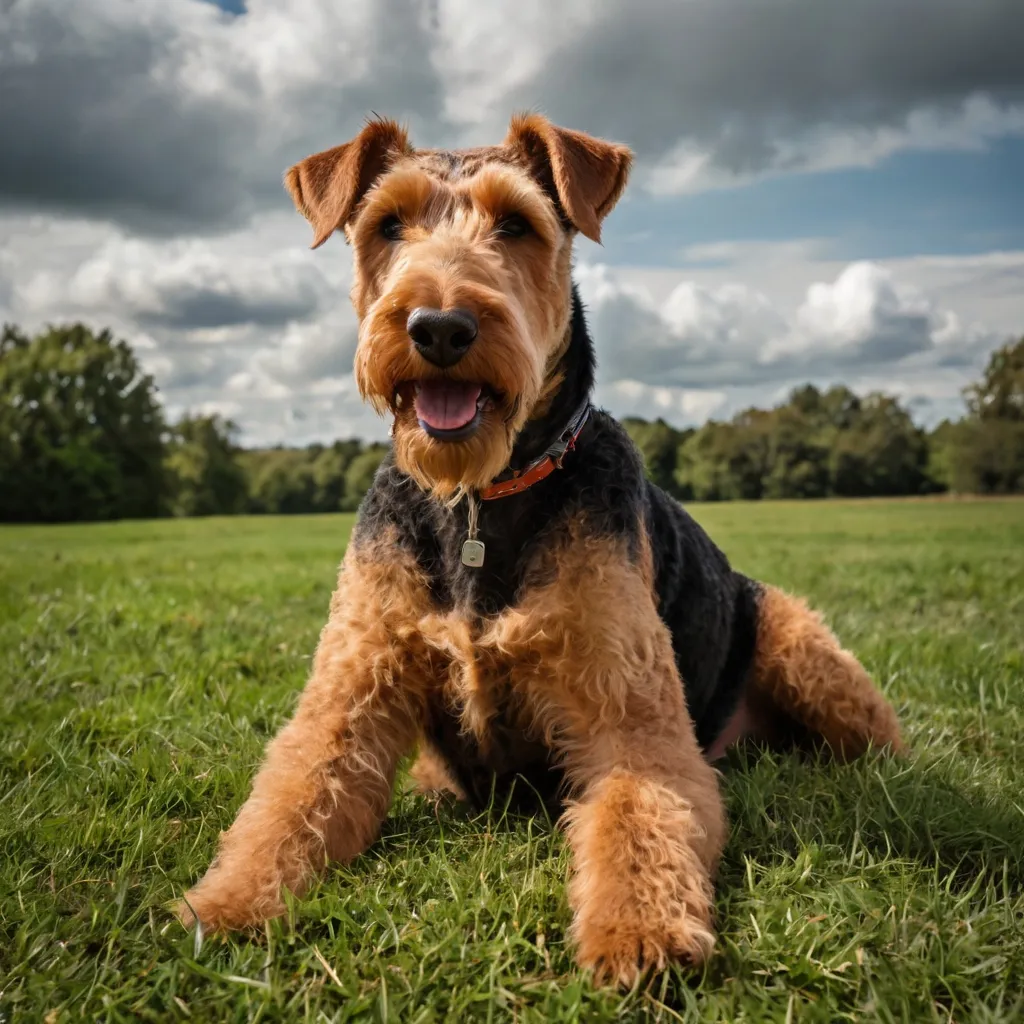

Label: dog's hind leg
[408,744,467,802]
[750,585,903,760]
[177,533,433,933]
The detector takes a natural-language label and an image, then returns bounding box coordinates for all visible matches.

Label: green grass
[2,499,1023,1022]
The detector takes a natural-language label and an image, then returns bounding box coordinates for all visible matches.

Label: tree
[763,406,830,499]
[964,336,1024,422]
[828,394,931,497]
[312,440,363,512]
[242,448,316,514]
[239,439,365,514]
[622,418,692,497]
[670,384,934,501]
[342,445,389,510]
[948,420,1024,494]
[0,323,167,522]
[1,323,30,356]
[164,414,248,516]
[943,337,1024,494]
[677,418,770,501]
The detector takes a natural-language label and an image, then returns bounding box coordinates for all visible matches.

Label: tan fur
[178,532,436,930]
[753,585,903,759]
[411,526,725,984]
[182,514,724,985]
[284,118,412,249]
[283,114,629,501]
[407,745,467,802]
[504,113,633,244]
[180,115,901,989]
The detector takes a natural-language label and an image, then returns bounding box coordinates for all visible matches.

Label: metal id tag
[461,538,486,567]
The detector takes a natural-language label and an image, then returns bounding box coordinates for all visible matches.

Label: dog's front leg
[178,537,432,933]
[508,538,726,986]
[560,728,724,987]
[556,668,726,987]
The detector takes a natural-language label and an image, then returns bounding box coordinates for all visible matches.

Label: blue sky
[1,0,1022,444]
[598,138,1024,266]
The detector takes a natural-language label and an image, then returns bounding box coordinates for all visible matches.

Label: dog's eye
[495,214,532,239]
[379,215,404,242]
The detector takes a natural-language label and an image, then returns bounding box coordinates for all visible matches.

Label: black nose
[406,307,478,369]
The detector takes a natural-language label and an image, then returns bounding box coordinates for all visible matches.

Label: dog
[178,113,903,987]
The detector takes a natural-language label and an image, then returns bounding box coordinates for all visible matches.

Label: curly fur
[180,113,903,987]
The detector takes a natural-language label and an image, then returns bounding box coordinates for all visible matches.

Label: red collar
[479,402,591,501]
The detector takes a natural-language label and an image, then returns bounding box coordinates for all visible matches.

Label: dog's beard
[390,404,522,501]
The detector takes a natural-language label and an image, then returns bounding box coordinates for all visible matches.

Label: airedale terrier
[178,114,903,986]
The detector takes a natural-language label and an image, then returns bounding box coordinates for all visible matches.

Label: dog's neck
[506,284,596,473]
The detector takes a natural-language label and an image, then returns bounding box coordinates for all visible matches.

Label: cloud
[19,236,332,330]
[775,262,940,363]
[648,94,1024,195]
[0,247,14,314]
[596,379,728,424]
[235,310,360,390]
[0,207,368,442]
[577,259,1001,394]
[1,197,1014,441]
[578,264,781,388]
[0,0,449,232]
[508,0,1024,184]
[1,0,1020,443]
[2,0,1023,231]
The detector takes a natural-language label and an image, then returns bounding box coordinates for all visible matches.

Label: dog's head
[285,114,632,499]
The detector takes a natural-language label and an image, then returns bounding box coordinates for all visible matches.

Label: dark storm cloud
[2,0,1022,231]
[0,0,450,233]
[507,0,1024,169]
[136,278,325,330]
[0,4,253,231]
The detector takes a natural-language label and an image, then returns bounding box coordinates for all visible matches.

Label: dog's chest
[427,501,551,617]
[418,609,557,805]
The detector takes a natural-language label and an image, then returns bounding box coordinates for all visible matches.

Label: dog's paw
[174,876,285,935]
[174,896,200,930]
[573,906,715,988]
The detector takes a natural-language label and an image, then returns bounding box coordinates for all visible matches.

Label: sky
[1,0,1022,445]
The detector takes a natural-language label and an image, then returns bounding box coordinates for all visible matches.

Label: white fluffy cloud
[776,262,947,363]
[575,258,1004,423]
[20,237,331,330]
[0,208,1014,439]
[1,196,1017,442]
[0,210,373,445]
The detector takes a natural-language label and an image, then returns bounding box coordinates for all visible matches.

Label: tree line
[1,322,1021,523]
[0,324,387,522]
[625,336,1023,501]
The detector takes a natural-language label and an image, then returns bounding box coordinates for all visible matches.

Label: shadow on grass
[720,741,1024,889]
[393,744,1024,892]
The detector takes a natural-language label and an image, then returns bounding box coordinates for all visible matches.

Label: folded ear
[504,113,632,243]
[284,118,412,249]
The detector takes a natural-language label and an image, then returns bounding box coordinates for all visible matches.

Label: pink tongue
[414,380,482,431]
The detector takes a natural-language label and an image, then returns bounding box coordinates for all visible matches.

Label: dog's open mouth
[411,379,495,441]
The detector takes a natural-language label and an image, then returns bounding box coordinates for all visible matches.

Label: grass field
[1,499,1022,1023]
